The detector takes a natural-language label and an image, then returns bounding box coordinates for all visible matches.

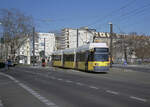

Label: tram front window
[94,54,108,61]
[95,48,108,53]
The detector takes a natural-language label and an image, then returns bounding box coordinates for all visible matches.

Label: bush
[0,62,5,68]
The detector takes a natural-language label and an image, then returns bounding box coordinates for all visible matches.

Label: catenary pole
[44,38,45,58]
[32,27,35,66]
[77,29,79,48]
[109,22,113,68]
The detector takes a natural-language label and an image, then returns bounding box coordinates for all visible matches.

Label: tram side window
[77,52,86,61]
[64,54,66,61]
[52,55,54,61]
[82,52,86,61]
[52,55,55,61]
[53,55,61,61]
[64,54,74,61]
[76,52,80,62]
[70,54,74,61]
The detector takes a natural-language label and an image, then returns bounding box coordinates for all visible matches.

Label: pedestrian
[7,57,12,70]
[42,58,46,67]
[124,60,127,65]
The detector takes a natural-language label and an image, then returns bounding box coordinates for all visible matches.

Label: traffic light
[0,38,4,44]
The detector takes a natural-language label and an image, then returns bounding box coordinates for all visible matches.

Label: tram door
[85,51,89,71]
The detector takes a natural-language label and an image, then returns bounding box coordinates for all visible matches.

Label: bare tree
[0,8,34,60]
[113,34,129,63]
[113,33,150,64]
[134,35,150,62]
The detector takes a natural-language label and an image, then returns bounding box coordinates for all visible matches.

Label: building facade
[16,32,55,64]
[16,37,30,64]
[29,32,56,63]
[56,27,96,49]
[38,32,56,60]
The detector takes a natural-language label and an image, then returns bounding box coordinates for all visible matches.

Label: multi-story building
[38,32,56,60]
[57,29,140,64]
[94,32,143,63]
[56,27,96,49]
[16,32,55,64]
[94,32,110,45]
[16,37,30,64]
[29,33,39,63]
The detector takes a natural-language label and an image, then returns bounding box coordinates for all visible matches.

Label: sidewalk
[112,64,150,73]
[113,64,150,68]
[0,72,53,107]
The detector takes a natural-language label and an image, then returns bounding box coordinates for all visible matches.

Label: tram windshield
[94,54,109,61]
[94,48,108,53]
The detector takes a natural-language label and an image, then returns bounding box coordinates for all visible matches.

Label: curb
[111,67,134,72]
[0,98,4,107]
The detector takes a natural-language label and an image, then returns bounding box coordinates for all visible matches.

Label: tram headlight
[95,63,99,66]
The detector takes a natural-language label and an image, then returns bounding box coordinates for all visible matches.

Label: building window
[40,43,44,46]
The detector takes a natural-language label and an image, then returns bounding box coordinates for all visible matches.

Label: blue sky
[0,0,150,35]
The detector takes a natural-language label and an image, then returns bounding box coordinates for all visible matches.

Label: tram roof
[63,48,76,54]
[52,50,63,55]
[76,43,108,52]
[52,43,108,55]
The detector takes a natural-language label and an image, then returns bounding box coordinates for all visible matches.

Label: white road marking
[70,70,80,72]
[0,81,14,86]
[65,80,73,83]
[130,96,147,102]
[0,72,58,107]
[106,90,119,95]
[76,82,84,86]
[3,68,149,105]
[0,99,4,107]
[57,78,63,81]
[89,86,99,90]
[101,76,115,80]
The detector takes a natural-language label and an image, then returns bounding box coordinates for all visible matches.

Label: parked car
[0,62,5,68]
[9,61,17,67]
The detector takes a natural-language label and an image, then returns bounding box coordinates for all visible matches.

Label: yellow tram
[52,43,110,72]
[52,50,63,67]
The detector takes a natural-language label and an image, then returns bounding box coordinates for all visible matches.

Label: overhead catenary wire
[115,3,150,34]
[86,0,138,27]
[120,10,150,30]
[112,3,150,23]
[33,0,150,35]
[92,0,150,35]
[34,0,138,33]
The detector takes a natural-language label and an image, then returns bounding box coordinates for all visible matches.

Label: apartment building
[16,37,30,64]
[56,27,96,49]
[38,32,56,59]
[16,32,55,64]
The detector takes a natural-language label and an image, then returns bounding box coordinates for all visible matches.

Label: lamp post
[44,38,45,58]
[32,27,35,66]
[109,22,113,68]
[0,22,2,60]
[77,29,79,48]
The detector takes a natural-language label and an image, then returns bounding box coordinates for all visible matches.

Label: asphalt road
[0,66,150,107]
[113,64,150,73]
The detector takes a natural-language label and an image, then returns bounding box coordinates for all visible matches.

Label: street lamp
[109,22,113,68]
[44,38,45,58]
[0,22,2,60]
